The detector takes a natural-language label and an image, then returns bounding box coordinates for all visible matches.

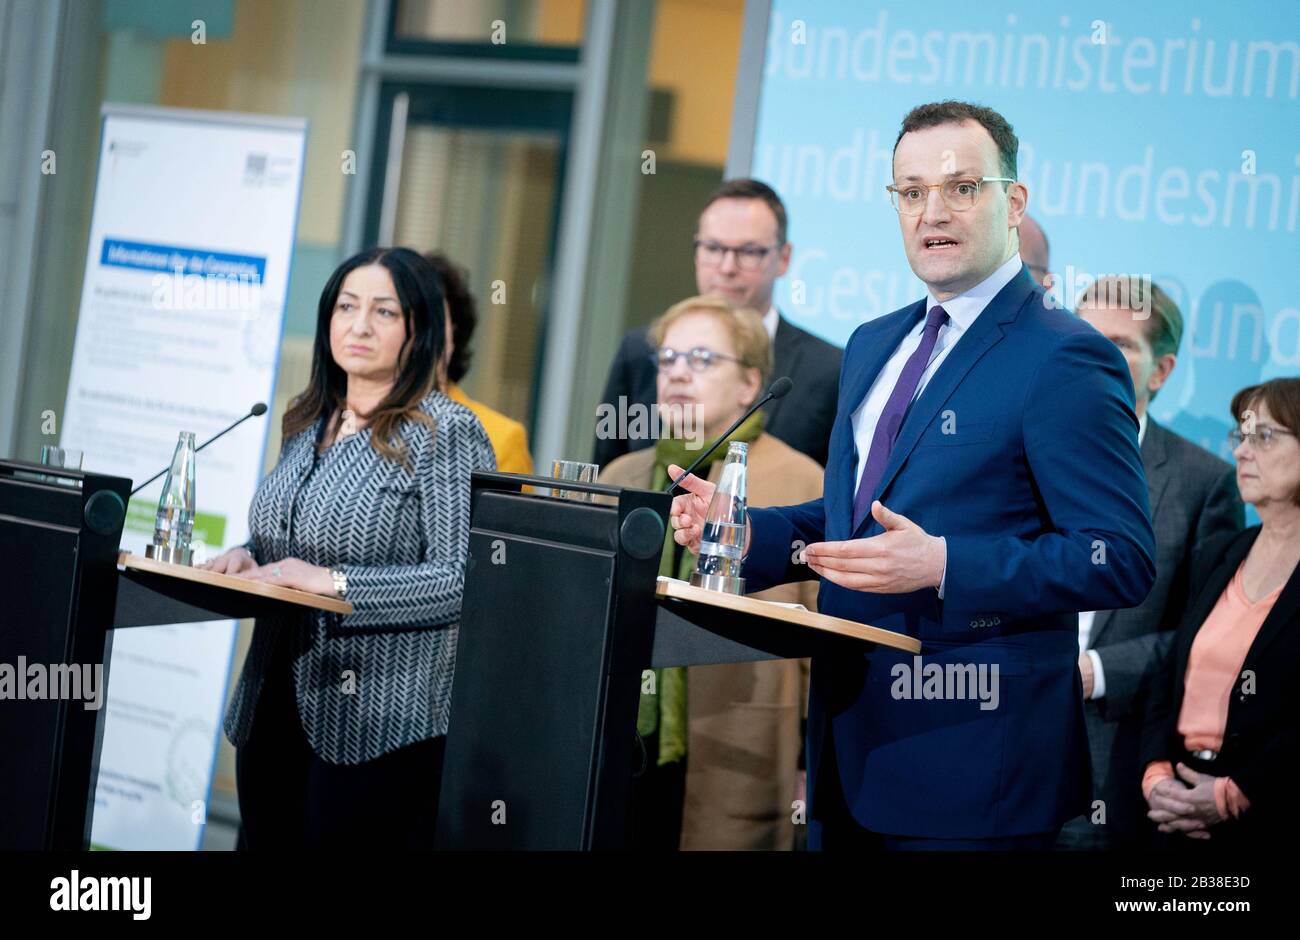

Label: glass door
[363,82,571,437]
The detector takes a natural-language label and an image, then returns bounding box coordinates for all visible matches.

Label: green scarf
[639,408,766,766]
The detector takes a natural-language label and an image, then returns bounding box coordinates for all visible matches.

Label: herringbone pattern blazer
[223,390,496,764]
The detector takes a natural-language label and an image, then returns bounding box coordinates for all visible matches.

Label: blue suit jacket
[742,269,1156,840]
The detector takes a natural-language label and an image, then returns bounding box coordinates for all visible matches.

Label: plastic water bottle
[690,441,748,595]
[148,431,196,565]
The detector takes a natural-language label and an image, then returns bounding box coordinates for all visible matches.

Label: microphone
[664,377,793,495]
[130,402,268,496]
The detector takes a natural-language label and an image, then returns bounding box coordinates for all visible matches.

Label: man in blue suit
[668,101,1156,850]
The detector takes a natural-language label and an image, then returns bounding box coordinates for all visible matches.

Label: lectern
[0,458,349,850]
[434,471,918,850]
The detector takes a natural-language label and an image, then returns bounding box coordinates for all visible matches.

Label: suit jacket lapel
[829,302,924,540]
[857,270,1037,537]
[1141,418,1174,521]
[840,302,924,421]
[1090,421,1171,648]
[288,422,318,478]
[1240,542,1300,672]
[766,314,802,428]
[1174,530,1258,690]
[1088,609,1116,649]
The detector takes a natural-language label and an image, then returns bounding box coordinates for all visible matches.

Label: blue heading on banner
[100,238,266,282]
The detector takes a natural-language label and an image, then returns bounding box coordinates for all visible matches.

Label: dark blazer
[224,391,497,764]
[1062,419,1243,846]
[742,268,1157,841]
[1141,526,1300,845]
[592,314,843,468]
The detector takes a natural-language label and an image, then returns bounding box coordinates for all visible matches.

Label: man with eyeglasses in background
[594,178,843,469]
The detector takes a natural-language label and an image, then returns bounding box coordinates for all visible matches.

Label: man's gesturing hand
[803,500,946,594]
[666,463,751,557]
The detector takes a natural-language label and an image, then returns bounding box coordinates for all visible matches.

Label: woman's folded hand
[239,557,335,596]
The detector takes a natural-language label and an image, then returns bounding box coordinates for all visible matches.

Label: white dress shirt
[1078,412,1147,700]
[762,305,779,340]
[849,254,1024,599]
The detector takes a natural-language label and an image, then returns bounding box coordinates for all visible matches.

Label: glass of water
[40,446,84,470]
[550,459,598,502]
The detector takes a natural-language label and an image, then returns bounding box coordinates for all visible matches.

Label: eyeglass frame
[692,238,781,271]
[1228,425,1296,451]
[885,176,1016,215]
[652,345,747,373]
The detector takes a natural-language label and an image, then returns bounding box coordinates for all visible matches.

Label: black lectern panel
[0,519,81,848]
[436,471,873,851]
[0,460,130,849]
[440,526,615,848]
[435,474,667,850]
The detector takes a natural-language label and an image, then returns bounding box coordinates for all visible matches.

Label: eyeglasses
[693,239,778,271]
[1228,425,1296,450]
[653,346,744,373]
[885,177,1015,215]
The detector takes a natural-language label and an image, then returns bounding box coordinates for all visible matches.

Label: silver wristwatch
[330,567,348,598]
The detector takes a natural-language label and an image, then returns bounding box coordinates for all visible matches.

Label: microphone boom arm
[129,403,267,497]
[664,377,792,495]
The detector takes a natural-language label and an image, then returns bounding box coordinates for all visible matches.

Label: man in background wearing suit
[668,101,1156,849]
[1058,277,1243,849]
[594,179,842,469]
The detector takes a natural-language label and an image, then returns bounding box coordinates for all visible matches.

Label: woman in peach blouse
[1141,378,1300,848]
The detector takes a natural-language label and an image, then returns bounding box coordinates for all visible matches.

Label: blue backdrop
[751,0,1299,463]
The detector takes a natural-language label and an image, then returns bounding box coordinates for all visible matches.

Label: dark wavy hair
[895,100,1019,181]
[700,178,788,246]
[423,251,476,384]
[282,247,446,467]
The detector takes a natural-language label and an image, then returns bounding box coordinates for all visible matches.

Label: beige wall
[537,0,587,42]
[648,0,743,166]
[397,0,585,43]
[158,0,363,245]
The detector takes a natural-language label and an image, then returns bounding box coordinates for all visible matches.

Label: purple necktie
[851,305,950,531]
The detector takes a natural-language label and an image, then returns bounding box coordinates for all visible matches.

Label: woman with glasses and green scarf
[599,295,824,850]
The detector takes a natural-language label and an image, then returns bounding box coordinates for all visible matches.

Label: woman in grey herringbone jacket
[202,247,495,848]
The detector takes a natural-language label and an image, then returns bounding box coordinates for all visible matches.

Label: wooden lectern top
[118,552,353,615]
[655,577,920,654]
